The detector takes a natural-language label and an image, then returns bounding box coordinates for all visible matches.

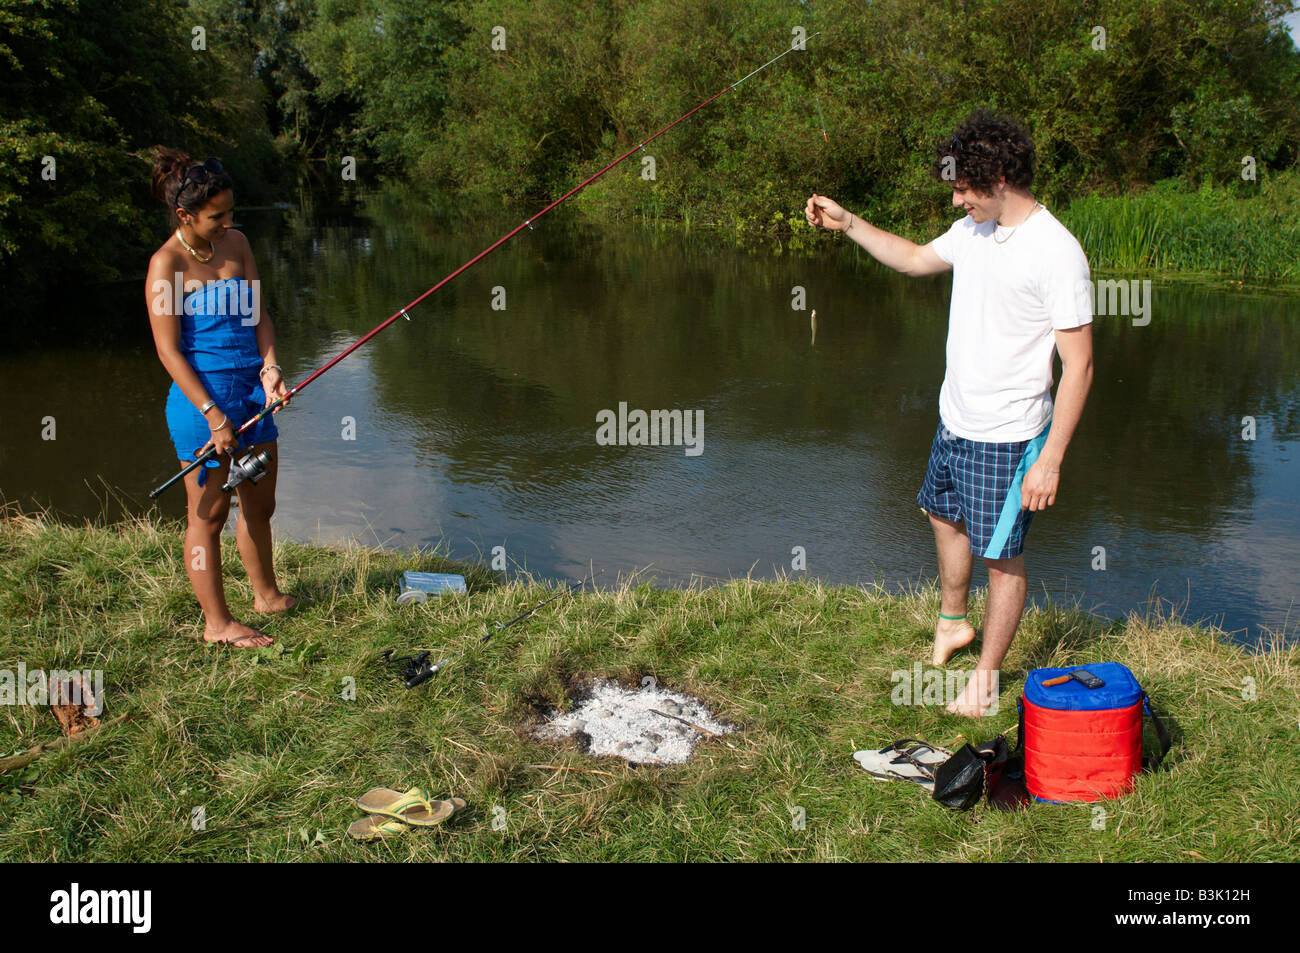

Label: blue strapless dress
[163,277,278,485]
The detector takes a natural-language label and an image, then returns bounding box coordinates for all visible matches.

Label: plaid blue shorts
[916,420,1051,560]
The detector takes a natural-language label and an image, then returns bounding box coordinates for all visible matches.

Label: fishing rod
[380,568,602,687]
[149,33,822,499]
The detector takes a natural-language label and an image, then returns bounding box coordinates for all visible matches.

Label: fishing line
[805,32,829,143]
[811,69,829,143]
[798,1,829,142]
[149,33,823,499]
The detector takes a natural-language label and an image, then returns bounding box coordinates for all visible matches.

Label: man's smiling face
[951,181,1003,224]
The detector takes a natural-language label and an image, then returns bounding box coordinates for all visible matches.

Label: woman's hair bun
[150,146,193,205]
[149,145,233,229]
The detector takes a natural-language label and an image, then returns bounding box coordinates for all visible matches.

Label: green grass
[1058,171,1300,282]
[1,508,1296,862]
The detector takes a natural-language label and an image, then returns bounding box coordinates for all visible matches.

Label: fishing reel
[377,648,439,689]
[221,449,273,493]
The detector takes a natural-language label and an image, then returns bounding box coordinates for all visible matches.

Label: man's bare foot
[204,618,274,648]
[945,669,1000,717]
[933,616,976,665]
[254,592,299,614]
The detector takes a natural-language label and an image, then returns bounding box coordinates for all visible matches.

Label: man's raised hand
[806,193,850,232]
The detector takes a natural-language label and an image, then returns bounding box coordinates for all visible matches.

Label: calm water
[3,190,1298,645]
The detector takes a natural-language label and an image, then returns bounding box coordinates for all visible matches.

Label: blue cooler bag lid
[1025,662,1143,710]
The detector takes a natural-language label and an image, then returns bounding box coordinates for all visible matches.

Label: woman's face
[178,188,235,243]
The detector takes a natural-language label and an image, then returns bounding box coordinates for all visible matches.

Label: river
[3,188,1297,646]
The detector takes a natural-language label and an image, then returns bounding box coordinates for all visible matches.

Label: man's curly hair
[930,109,1036,195]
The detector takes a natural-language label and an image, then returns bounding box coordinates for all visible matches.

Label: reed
[1059,172,1300,282]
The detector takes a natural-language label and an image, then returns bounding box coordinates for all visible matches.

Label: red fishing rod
[150,34,821,499]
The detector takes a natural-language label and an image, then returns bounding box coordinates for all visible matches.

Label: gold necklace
[176,227,215,262]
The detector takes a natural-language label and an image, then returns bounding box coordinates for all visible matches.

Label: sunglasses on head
[949,135,992,156]
[180,157,224,191]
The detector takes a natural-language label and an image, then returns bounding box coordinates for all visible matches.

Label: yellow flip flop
[355,787,455,827]
[347,815,409,842]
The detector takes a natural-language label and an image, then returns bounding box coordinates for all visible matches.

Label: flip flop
[401,795,467,827]
[347,815,409,842]
[355,787,456,827]
[853,738,953,789]
[409,795,468,826]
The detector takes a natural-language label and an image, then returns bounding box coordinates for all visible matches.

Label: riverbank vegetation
[1,509,1295,861]
[1057,171,1300,281]
[3,0,1298,306]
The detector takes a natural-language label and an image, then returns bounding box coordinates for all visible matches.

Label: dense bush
[4,0,1298,306]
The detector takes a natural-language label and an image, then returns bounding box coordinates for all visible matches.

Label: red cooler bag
[1021,663,1170,802]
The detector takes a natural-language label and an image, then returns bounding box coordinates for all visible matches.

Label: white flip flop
[853,739,953,790]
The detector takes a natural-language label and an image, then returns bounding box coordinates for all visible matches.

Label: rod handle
[148,446,218,499]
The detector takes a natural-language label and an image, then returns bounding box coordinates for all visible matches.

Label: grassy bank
[1,510,1295,862]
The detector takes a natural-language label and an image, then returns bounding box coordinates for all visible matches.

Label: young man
[804,109,1094,715]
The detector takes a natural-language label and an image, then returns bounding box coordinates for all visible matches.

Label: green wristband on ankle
[939,612,968,621]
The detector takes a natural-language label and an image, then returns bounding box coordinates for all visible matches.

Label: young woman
[146,148,297,647]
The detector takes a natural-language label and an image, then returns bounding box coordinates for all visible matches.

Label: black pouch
[931,736,1009,810]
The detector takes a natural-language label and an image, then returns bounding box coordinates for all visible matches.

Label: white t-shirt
[929,207,1092,442]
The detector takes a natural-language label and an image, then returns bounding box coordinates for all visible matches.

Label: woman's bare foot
[254,592,299,614]
[204,618,274,648]
[933,616,977,665]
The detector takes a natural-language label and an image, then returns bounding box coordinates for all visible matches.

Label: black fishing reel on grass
[221,449,273,493]
[378,648,439,689]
